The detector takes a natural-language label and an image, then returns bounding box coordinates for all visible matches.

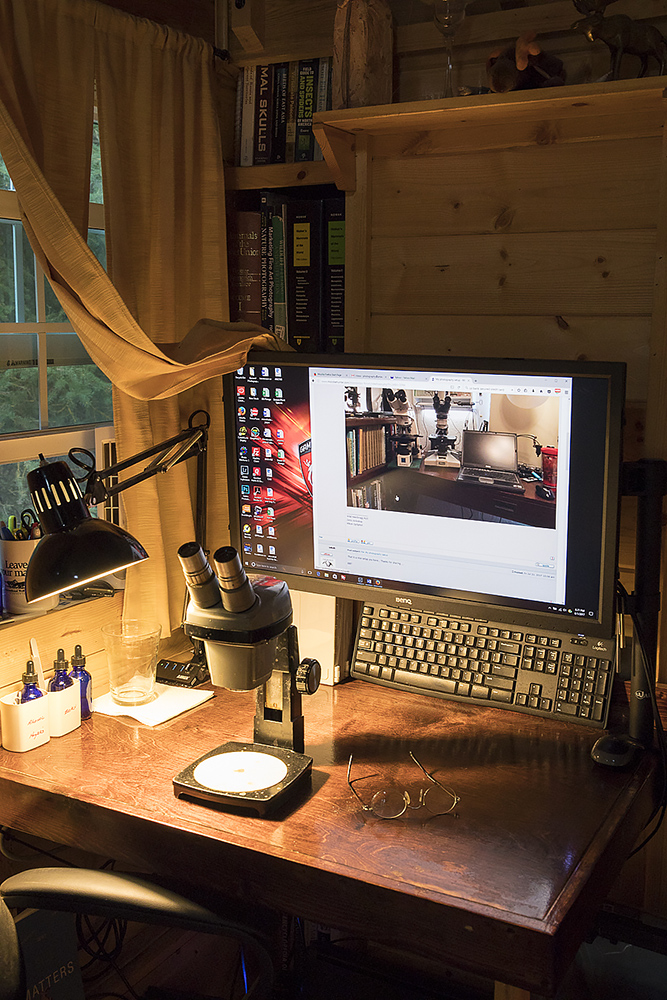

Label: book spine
[322,196,345,353]
[295,59,318,162]
[239,66,256,167]
[271,62,289,164]
[233,69,244,166]
[313,56,330,161]
[271,196,288,340]
[254,64,274,166]
[227,210,262,325]
[286,198,323,352]
[259,192,275,331]
[285,61,300,163]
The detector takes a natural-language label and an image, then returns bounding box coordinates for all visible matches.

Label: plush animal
[486,31,566,93]
[573,12,667,79]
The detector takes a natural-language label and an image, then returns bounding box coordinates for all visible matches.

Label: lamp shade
[25,458,148,602]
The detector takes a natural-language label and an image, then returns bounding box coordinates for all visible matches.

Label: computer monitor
[224,353,626,641]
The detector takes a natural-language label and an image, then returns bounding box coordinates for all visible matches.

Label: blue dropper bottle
[48,648,73,692]
[68,644,93,719]
[20,660,44,703]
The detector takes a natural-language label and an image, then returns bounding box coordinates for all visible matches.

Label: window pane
[45,332,113,428]
[87,228,106,270]
[43,276,68,323]
[0,454,82,521]
[0,220,37,322]
[0,334,40,433]
[90,120,103,204]
[0,154,12,191]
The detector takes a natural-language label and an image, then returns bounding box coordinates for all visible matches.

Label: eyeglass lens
[370,785,409,819]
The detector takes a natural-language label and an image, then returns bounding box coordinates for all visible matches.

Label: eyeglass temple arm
[409,751,460,804]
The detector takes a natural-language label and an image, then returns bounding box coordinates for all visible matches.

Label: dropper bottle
[20,661,44,703]
[48,649,73,692]
[68,644,93,719]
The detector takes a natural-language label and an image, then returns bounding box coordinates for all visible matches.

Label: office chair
[0,866,274,1000]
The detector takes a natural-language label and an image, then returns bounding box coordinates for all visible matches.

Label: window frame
[0,189,109,464]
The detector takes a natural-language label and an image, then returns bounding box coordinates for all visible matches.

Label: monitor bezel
[224,351,626,641]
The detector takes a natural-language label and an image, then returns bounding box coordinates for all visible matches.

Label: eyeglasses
[347,752,460,820]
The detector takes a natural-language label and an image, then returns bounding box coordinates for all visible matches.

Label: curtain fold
[0,0,288,634]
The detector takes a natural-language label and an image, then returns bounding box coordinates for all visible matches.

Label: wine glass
[433,0,468,99]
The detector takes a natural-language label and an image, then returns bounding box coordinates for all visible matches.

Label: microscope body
[178,544,320,754]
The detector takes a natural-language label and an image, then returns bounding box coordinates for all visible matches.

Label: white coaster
[93,683,213,726]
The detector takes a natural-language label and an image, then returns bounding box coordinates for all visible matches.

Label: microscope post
[254,625,320,753]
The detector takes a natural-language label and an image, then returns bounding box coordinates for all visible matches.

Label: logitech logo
[395,597,412,605]
[635,691,651,700]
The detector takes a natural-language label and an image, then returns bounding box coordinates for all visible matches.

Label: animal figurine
[572,0,619,15]
[486,31,566,93]
[572,12,667,78]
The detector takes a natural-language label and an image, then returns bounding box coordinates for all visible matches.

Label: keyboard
[351,604,616,728]
[458,468,524,491]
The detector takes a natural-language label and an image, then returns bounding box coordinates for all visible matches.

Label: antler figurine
[572,11,667,79]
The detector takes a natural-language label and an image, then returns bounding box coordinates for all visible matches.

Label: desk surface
[0,681,655,996]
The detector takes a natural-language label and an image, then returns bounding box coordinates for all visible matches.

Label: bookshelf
[225,160,333,191]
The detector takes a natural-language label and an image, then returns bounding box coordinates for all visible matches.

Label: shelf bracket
[230,0,264,53]
[312,122,356,192]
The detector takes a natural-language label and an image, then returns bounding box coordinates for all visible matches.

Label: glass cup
[101,619,161,706]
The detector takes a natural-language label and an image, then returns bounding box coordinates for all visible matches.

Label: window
[0,122,113,517]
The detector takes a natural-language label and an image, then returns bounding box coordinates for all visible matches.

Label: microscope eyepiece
[213,546,256,613]
[177,542,221,608]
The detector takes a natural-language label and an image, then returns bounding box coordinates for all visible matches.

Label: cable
[616,581,667,855]
[0,827,76,865]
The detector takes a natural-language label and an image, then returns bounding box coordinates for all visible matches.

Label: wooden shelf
[313,78,667,191]
[224,159,334,191]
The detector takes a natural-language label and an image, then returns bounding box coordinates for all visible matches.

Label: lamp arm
[81,411,210,550]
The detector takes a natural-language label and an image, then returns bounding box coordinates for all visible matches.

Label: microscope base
[173,740,312,816]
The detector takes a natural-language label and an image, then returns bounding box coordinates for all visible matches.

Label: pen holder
[0,684,81,751]
[48,684,81,737]
[0,538,58,614]
[0,694,50,752]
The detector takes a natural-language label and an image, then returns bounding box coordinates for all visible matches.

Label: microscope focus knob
[296,658,321,695]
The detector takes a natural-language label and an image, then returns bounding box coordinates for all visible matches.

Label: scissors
[19,509,41,540]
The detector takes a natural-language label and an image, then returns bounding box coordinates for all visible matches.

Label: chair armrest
[1,868,274,998]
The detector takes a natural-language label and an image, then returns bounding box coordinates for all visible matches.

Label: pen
[0,522,14,540]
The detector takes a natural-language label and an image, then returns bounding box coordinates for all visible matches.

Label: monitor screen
[224,353,625,640]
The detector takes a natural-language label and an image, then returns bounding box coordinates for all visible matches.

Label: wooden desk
[0,681,655,998]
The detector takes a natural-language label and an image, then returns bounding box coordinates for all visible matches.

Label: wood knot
[494,208,516,231]
[533,121,560,146]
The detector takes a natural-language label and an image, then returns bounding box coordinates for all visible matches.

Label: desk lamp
[24,410,210,603]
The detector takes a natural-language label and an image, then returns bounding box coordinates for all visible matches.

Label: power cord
[616,581,667,856]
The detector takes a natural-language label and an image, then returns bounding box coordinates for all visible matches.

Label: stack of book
[227,190,345,353]
[235,57,333,167]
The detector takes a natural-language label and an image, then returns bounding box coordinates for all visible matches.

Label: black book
[271,61,289,164]
[285,197,323,351]
[295,58,318,162]
[322,195,345,352]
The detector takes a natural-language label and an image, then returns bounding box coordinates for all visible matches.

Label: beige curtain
[0,0,289,634]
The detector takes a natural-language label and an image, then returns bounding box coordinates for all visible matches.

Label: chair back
[0,895,23,1000]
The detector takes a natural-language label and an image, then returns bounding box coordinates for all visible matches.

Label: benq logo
[395,597,412,605]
